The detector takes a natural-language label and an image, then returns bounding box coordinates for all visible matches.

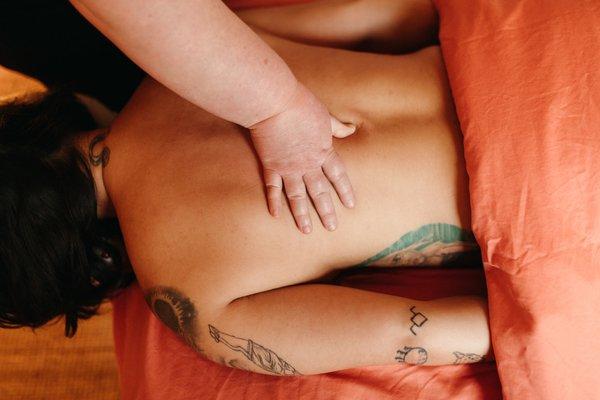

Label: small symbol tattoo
[88,131,111,167]
[453,351,484,364]
[395,346,428,365]
[409,306,428,335]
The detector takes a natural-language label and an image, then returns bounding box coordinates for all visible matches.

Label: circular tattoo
[145,287,202,353]
[395,346,428,365]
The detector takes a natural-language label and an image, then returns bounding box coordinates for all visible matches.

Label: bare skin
[238,0,439,53]
[70,0,357,234]
[91,0,490,375]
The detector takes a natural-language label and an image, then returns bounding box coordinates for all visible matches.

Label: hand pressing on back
[250,82,356,234]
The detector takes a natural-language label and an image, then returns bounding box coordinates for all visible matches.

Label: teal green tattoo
[355,223,479,268]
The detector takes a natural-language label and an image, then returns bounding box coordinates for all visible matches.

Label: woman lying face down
[0,7,492,375]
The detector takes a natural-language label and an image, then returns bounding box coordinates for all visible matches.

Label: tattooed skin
[453,351,485,364]
[409,306,428,336]
[144,287,203,354]
[88,130,111,167]
[395,346,428,365]
[208,325,300,376]
[355,223,479,268]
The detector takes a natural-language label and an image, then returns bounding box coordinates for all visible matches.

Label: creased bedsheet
[434,1,600,399]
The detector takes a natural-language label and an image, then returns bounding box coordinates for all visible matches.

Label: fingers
[323,151,355,209]
[304,169,338,231]
[264,170,283,218]
[283,175,313,234]
[330,115,356,138]
[267,153,354,234]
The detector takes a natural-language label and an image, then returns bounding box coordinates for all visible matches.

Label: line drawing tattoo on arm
[453,351,485,364]
[144,286,203,354]
[409,306,428,335]
[395,346,428,365]
[88,130,111,167]
[355,223,480,268]
[208,325,300,376]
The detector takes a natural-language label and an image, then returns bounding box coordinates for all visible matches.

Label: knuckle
[287,193,307,201]
[329,171,347,183]
[320,212,336,220]
[311,190,330,199]
[306,179,329,194]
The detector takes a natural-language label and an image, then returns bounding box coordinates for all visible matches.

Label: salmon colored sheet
[434,1,600,399]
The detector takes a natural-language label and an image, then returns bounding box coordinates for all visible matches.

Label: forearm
[70,0,297,127]
[202,284,491,375]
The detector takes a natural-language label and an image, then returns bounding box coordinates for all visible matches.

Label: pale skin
[84,0,492,375]
[69,0,357,234]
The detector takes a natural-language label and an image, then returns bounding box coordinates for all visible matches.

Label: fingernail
[346,198,355,208]
[302,224,312,234]
[323,215,337,231]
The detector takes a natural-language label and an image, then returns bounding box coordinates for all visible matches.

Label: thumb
[330,115,356,138]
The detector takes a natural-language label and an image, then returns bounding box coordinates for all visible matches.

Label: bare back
[104,41,473,305]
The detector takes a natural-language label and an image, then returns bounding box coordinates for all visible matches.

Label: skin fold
[86,0,491,375]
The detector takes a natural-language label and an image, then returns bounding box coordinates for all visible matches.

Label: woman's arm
[70,0,296,127]
[145,283,491,375]
[70,0,356,233]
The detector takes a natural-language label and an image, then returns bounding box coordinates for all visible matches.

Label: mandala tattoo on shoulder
[144,286,203,354]
[395,346,428,365]
[453,351,485,364]
[208,325,300,376]
[88,130,111,167]
[409,306,428,335]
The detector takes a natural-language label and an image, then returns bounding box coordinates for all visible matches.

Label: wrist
[247,80,302,131]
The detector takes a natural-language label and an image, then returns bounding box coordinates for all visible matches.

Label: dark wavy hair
[0,90,134,337]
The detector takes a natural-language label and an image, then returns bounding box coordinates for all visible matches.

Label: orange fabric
[434,1,600,399]
[113,269,501,400]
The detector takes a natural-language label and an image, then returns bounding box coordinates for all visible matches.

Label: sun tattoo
[145,286,203,354]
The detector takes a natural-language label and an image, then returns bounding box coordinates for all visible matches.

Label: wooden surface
[0,308,119,400]
[0,67,120,400]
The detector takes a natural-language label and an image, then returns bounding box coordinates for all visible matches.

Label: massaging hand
[250,83,356,234]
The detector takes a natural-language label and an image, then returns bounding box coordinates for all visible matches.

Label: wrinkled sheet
[434,1,600,398]
[113,269,501,400]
